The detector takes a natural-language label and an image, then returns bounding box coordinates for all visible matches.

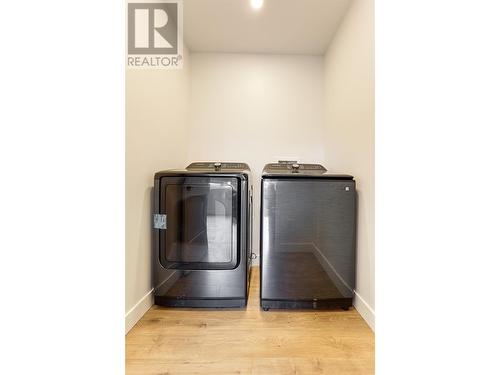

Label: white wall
[187,53,326,253]
[125,47,190,333]
[324,0,375,329]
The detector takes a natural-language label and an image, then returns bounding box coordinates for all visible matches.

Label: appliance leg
[263,307,270,311]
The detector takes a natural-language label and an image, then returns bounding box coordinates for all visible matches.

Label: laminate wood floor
[126,267,374,375]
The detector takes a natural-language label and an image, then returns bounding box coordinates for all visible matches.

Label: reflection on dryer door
[160,177,239,270]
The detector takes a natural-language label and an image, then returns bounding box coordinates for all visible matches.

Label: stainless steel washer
[260,162,356,310]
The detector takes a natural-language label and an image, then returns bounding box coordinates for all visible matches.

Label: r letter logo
[127,0,183,69]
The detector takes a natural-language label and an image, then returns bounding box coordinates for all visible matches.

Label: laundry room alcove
[126,0,374,333]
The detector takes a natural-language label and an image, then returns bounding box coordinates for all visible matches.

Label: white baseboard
[125,288,154,334]
[353,291,375,331]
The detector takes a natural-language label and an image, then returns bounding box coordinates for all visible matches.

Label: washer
[153,162,252,308]
[260,162,356,310]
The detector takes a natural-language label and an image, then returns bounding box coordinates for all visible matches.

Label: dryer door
[158,176,240,270]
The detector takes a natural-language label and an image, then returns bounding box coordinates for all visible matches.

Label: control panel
[265,162,326,172]
[186,162,250,171]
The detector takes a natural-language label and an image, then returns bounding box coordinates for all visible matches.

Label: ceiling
[183,0,352,55]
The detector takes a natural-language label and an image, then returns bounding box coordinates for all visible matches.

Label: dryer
[260,162,356,310]
[153,162,252,308]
